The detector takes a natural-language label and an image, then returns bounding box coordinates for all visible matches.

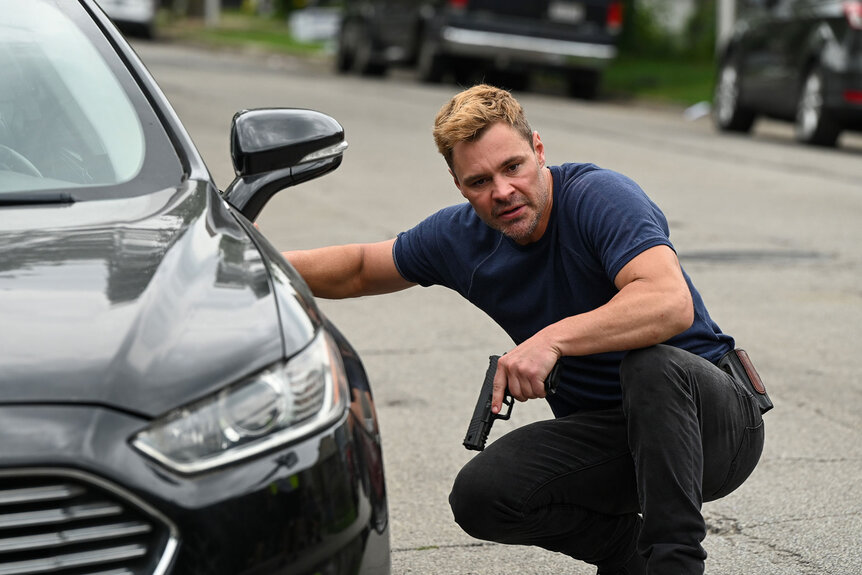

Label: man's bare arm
[283,238,415,299]
[549,244,695,356]
[492,244,694,411]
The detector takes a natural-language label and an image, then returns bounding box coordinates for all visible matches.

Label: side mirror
[223,108,348,221]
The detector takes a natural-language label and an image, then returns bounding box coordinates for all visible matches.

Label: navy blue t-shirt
[393,162,734,416]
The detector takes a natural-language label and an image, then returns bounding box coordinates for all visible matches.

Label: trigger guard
[495,391,514,421]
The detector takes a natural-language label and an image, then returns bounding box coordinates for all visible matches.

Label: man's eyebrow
[462,155,526,185]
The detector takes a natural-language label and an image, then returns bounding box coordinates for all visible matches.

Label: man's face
[450,122,551,245]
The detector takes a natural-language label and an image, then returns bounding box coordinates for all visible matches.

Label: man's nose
[490,176,516,201]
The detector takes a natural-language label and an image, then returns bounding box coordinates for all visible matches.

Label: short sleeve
[574,170,673,281]
[392,207,455,288]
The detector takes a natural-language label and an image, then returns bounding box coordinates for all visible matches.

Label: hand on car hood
[0,181,315,417]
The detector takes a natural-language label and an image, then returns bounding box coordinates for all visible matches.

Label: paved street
[135,39,862,574]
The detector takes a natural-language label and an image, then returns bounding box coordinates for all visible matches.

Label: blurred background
[101,0,724,107]
[99,0,862,148]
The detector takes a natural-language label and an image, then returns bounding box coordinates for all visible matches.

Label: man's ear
[533,131,546,167]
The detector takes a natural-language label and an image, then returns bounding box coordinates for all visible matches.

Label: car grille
[0,470,178,575]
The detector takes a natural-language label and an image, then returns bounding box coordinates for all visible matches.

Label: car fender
[811,20,849,74]
[790,20,845,99]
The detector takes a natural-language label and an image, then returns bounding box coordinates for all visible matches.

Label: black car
[713,0,862,146]
[0,1,389,574]
[335,0,623,98]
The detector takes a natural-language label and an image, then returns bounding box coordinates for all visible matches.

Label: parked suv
[335,0,623,98]
[713,0,862,146]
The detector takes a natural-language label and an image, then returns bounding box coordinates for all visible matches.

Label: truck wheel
[487,69,529,92]
[795,66,840,147]
[566,69,600,100]
[417,36,446,83]
[335,24,354,73]
[353,24,386,76]
[713,59,755,133]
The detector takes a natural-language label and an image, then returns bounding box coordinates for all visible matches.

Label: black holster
[719,348,774,414]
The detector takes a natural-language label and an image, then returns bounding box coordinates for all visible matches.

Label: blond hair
[432,84,533,168]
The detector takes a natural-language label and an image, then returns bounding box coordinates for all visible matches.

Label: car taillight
[449,0,468,8]
[607,1,623,34]
[846,1,862,29]
[845,90,862,104]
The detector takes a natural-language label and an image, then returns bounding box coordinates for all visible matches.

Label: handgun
[462,355,560,451]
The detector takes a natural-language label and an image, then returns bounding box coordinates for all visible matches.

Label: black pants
[449,345,765,574]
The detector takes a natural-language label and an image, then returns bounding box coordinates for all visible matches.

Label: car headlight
[131,329,348,474]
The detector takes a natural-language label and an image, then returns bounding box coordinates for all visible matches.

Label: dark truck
[336,0,623,98]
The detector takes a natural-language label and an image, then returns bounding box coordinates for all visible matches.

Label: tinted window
[0,0,183,198]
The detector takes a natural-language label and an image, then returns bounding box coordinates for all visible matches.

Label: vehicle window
[0,0,182,198]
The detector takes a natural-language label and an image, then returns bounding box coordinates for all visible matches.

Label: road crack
[392,542,495,553]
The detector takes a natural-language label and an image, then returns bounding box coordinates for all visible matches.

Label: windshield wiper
[0,192,76,206]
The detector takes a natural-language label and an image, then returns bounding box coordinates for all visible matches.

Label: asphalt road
[133,39,862,574]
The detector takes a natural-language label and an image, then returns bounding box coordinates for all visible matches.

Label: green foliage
[619,0,717,62]
[606,1,718,105]
[271,0,310,17]
[684,0,717,61]
[619,0,676,58]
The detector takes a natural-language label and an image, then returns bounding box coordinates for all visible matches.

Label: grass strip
[604,55,716,106]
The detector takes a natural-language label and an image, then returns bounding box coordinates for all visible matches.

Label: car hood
[0,181,316,417]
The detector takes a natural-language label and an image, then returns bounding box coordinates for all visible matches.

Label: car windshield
[0,0,182,200]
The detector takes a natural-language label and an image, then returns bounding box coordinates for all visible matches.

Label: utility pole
[205,0,220,27]
[716,0,736,52]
